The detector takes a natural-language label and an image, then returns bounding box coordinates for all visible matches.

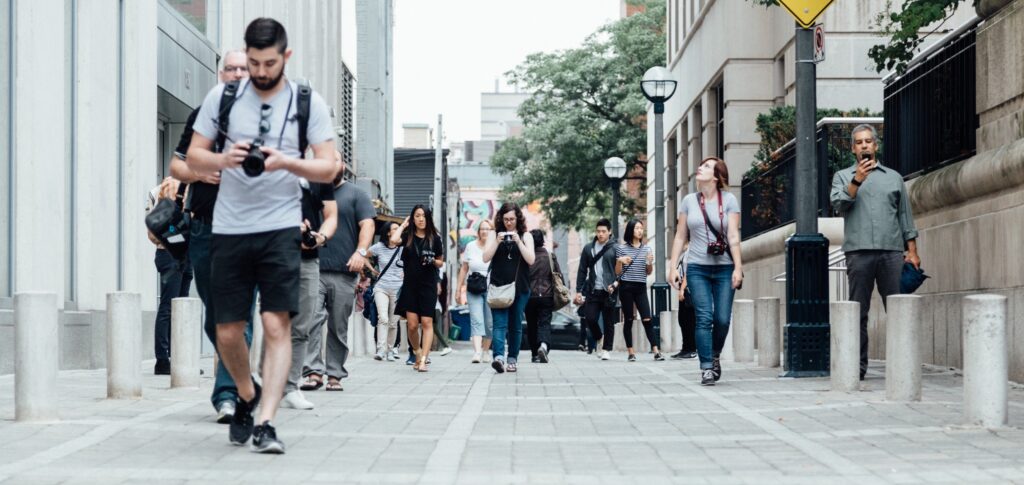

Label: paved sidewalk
[2,346,1024,484]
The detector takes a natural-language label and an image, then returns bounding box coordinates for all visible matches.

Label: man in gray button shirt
[830,124,921,380]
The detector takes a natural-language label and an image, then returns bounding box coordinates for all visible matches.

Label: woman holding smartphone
[393,205,444,372]
[614,219,664,362]
[482,202,535,374]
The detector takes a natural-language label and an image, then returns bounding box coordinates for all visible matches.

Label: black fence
[883,22,978,177]
[741,120,883,241]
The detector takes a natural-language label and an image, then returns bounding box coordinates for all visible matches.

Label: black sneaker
[229,380,261,446]
[712,357,722,382]
[531,356,540,363]
[682,351,697,359]
[670,350,687,359]
[627,354,637,362]
[491,357,505,374]
[154,358,171,375]
[251,421,285,454]
[701,369,716,386]
[538,343,549,363]
[653,352,665,361]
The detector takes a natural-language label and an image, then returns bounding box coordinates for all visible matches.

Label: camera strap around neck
[699,191,732,261]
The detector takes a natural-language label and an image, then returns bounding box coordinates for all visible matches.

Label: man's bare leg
[257,311,292,424]
[216,321,255,402]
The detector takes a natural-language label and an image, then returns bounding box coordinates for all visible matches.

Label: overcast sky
[392,0,620,146]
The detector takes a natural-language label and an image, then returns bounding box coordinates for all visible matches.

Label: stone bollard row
[14,292,60,422]
[107,292,142,399]
[171,297,203,389]
[731,300,754,363]
[963,294,1008,427]
[756,297,780,368]
[830,301,860,392]
[886,295,922,401]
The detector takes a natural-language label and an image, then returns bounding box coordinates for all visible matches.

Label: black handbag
[145,183,190,260]
[467,272,487,295]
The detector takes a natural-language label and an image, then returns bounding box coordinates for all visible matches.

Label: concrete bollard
[963,294,1008,427]
[14,292,60,422]
[171,298,203,388]
[670,310,681,352]
[830,301,860,392]
[886,295,922,401]
[756,297,780,368]
[106,292,142,399]
[659,310,673,352]
[732,300,754,363]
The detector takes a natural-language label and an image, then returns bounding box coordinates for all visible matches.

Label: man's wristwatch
[357,248,368,258]
[851,177,863,187]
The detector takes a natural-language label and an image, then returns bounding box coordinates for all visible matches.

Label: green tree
[745,0,971,74]
[490,0,665,229]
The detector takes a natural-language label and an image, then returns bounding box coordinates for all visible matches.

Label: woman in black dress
[393,205,444,372]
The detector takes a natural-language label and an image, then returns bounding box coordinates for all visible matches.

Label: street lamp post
[603,157,627,237]
[640,66,677,319]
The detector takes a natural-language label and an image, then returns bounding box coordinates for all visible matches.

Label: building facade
[0,0,361,374]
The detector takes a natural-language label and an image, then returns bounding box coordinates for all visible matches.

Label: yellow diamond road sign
[778,0,835,29]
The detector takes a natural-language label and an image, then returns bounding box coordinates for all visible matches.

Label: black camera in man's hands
[242,139,266,177]
[302,229,317,248]
[707,240,728,256]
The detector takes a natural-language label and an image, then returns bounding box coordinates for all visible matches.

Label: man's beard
[251,68,285,91]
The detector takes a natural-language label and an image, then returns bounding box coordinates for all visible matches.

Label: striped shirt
[615,244,651,283]
[370,242,404,291]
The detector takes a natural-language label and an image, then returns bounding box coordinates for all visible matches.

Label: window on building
[167,0,219,45]
[715,81,725,158]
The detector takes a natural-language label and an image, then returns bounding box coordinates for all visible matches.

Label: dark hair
[701,157,729,190]
[402,204,440,250]
[379,221,399,246]
[530,229,545,249]
[493,202,527,236]
[596,218,612,231]
[244,18,288,53]
[623,219,644,246]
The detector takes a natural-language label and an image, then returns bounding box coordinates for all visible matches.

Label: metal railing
[772,247,849,302]
[883,17,979,178]
[741,118,884,241]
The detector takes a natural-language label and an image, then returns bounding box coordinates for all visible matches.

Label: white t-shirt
[192,80,335,235]
[462,240,490,275]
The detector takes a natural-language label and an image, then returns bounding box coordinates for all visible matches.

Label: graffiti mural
[456,191,551,252]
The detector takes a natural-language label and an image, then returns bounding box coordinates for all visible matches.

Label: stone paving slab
[2,346,1024,484]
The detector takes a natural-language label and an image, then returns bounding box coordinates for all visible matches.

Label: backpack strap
[215,80,241,151]
[296,79,312,155]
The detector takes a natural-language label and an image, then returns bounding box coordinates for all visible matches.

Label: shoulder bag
[699,192,743,290]
[548,253,570,310]
[487,248,520,309]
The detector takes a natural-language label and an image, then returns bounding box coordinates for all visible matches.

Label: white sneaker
[216,401,236,424]
[374,350,386,361]
[472,352,482,363]
[482,354,492,363]
[440,347,453,356]
[600,350,610,361]
[281,390,314,410]
[388,350,399,361]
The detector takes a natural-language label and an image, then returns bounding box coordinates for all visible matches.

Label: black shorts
[211,227,301,323]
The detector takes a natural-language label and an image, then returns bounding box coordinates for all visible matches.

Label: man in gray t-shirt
[185,17,339,454]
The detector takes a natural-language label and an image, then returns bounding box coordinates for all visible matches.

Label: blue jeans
[189,218,253,409]
[490,290,530,362]
[467,292,493,338]
[686,263,735,370]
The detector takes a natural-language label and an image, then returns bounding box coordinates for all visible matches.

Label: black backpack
[214,79,314,153]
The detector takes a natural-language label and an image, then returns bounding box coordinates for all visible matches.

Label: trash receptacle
[450,305,471,341]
